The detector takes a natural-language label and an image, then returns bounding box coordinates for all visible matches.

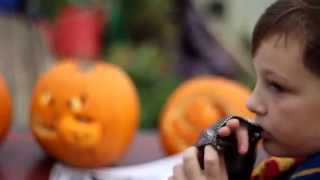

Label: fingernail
[239,145,247,154]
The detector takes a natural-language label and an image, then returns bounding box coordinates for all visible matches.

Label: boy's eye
[267,81,286,93]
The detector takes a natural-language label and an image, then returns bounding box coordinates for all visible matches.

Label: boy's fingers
[217,118,249,154]
[203,146,219,178]
[228,118,249,154]
[236,126,249,154]
[226,119,240,129]
[204,146,227,179]
[218,119,240,137]
[172,163,186,180]
[182,147,202,179]
[218,126,231,136]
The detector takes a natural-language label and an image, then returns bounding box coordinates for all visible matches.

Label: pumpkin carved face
[159,76,253,155]
[0,75,12,143]
[30,61,140,167]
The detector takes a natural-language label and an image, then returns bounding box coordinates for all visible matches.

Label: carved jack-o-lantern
[30,61,140,167]
[159,76,253,155]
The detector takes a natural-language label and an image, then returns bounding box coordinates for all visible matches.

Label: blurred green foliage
[106,43,181,129]
[104,0,176,47]
[103,0,180,129]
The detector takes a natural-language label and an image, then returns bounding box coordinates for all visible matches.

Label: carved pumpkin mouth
[159,76,254,155]
[57,114,103,148]
[33,114,103,149]
[32,118,58,140]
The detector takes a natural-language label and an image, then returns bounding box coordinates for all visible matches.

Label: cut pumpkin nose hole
[75,115,92,123]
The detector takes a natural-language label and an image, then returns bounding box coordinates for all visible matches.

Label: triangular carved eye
[39,91,53,106]
[69,97,84,113]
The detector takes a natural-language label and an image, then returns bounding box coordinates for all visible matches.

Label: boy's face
[248,35,320,157]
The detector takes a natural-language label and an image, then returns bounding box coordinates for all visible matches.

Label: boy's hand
[218,118,250,155]
[169,117,252,180]
[168,146,228,180]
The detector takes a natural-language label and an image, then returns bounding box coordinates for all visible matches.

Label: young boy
[169,0,320,179]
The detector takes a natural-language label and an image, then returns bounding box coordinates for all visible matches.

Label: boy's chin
[262,140,291,157]
[262,140,312,158]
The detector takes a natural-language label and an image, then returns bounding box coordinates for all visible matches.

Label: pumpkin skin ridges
[159,76,254,155]
[30,61,140,167]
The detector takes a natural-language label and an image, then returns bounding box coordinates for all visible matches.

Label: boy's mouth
[251,121,272,140]
[261,131,273,140]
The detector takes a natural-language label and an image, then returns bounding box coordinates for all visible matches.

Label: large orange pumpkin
[30,61,140,167]
[159,76,253,155]
[0,75,12,143]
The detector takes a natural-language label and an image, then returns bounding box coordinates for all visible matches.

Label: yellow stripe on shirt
[291,167,320,179]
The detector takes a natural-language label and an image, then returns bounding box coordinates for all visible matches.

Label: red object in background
[53,5,106,60]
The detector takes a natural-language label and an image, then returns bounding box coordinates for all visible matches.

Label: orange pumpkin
[30,61,140,167]
[0,75,12,143]
[159,76,253,155]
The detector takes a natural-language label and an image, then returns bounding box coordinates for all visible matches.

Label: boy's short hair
[252,0,320,75]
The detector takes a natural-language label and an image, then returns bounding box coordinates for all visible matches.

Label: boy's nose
[246,90,267,116]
